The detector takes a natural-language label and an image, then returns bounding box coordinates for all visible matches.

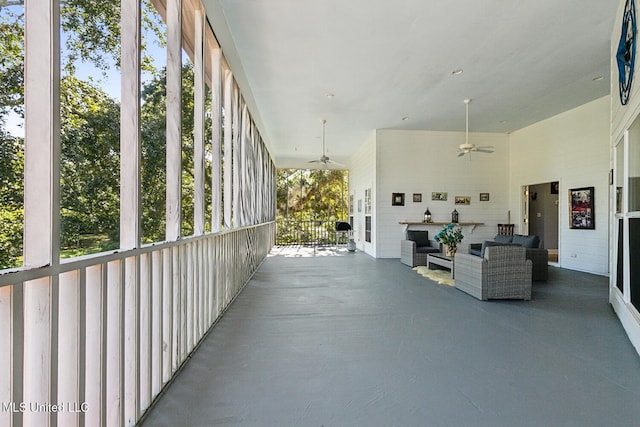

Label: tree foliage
[0,0,165,123]
[0,130,23,268]
[0,0,213,266]
[139,63,206,242]
[277,168,348,221]
[0,6,24,122]
[60,75,121,247]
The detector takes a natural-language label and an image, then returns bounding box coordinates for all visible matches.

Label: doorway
[523,182,559,263]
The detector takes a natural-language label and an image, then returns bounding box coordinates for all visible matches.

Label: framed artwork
[551,181,559,194]
[413,193,422,203]
[479,193,490,201]
[432,192,448,201]
[455,196,471,205]
[392,193,405,206]
[569,187,595,229]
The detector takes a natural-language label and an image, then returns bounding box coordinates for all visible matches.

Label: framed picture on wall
[413,193,422,203]
[479,193,490,201]
[392,193,405,206]
[569,186,595,229]
[432,192,448,201]
[455,196,471,205]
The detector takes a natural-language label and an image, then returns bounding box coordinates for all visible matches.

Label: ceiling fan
[308,119,344,168]
[457,99,495,158]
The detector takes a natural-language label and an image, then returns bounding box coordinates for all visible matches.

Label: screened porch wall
[0,0,275,426]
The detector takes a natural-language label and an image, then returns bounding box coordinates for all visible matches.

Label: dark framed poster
[569,187,595,229]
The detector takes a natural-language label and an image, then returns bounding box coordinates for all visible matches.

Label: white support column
[210,49,222,232]
[23,2,60,425]
[120,0,142,250]
[166,0,182,241]
[245,107,254,225]
[240,104,249,226]
[24,0,60,268]
[193,9,206,235]
[223,70,233,229]
[232,85,241,228]
[121,3,142,420]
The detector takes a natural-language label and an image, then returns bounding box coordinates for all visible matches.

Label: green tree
[0,131,23,268]
[140,63,209,242]
[0,0,164,123]
[60,75,121,248]
[0,6,23,122]
[277,168,348,221]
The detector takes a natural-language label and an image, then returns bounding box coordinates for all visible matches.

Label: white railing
[0,221,275,427]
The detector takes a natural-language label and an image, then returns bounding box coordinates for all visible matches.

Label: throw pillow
[494,234,513,244]
[407,230,430,247]
[512,234,540,248]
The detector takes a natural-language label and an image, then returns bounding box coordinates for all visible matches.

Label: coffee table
[426,253,455,278]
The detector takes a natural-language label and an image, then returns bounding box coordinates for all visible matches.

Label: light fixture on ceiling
[326,93,335,99]
[592,76,604,82]
[402,116,409,121]
[457,99,495,158]
[452,68,463,75]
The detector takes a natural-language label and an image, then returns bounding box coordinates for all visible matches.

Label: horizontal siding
[375,130,510,258]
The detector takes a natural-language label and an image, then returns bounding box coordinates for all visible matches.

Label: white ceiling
[202,0,619,168]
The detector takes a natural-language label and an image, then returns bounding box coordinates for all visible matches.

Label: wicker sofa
[454,246,532,301]
[400,230,441,267]
[468,234,548,281]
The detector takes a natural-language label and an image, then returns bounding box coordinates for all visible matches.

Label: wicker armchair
[400,230,440,267]
[454,246,532,301]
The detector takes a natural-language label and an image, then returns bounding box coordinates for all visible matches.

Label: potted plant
[434,223,464,257]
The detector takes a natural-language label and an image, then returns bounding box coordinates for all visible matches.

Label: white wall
[348,131,377,256]
[375,130,510,258]
[509,96,610,275]
[348,96,610,275]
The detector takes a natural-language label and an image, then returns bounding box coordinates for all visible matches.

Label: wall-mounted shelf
[399,222,484,226]
[399,221,485,233]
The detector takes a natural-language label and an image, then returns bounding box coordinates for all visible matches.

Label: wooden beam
[166,0,182,241]
[120,0,142,250]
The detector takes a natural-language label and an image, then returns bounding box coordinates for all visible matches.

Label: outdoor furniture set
[402,229,548,301]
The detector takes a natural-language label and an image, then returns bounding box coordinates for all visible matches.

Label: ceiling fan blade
[327,159,345,167]
[476,148,494,153]
[457,151,467,157]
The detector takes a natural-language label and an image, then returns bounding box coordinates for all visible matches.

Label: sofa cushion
[416,246,440,254]
[468,243,482,257]
[494,234,513,244]
[512,234,540,248]
[407,230,430,247]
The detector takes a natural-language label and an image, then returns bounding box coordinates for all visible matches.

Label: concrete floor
[140,247,640,426]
